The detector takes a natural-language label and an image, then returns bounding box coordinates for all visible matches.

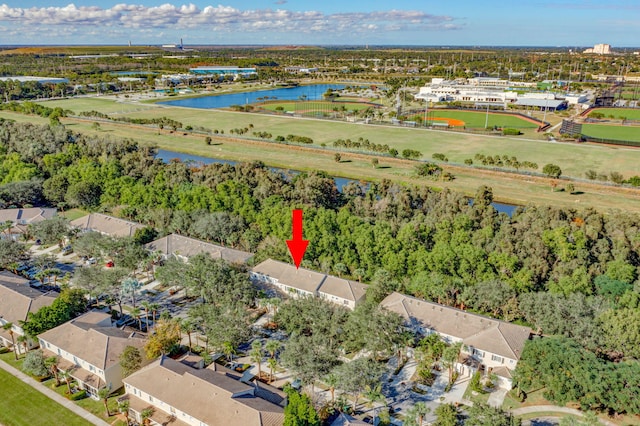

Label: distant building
[0,76,69,84]
[283,66,318,74]
[189,66,257,78]
[584,44,612,54]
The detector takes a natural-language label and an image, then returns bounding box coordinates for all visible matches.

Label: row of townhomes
[0,207,57,241]
[0,212,531,425]
[251,259,368,310]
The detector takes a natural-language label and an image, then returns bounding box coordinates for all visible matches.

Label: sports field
[589,108,640,120]
[258,100,377,115]
[581,123,640,143]
[409,110,540,129]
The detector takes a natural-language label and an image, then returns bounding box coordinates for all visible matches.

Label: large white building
[584,44,612,54]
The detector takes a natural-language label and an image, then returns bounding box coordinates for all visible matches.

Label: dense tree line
[1,120,640,365]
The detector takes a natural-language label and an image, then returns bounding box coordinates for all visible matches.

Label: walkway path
[510,405,616,426]
[0,360,109,426]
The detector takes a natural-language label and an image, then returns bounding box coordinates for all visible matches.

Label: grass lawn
[581,123,640,143]
[589,107,640,120]
[60,208,89,221]
[408,110,540,129]
[7,97,640,212]
[0,367,92,426]
[259,100,377,114]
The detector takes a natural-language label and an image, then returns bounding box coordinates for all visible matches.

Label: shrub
[502,128,522,136]
[585,169,598,180]
[69,390,87,401]
[464,158,473,165]
[469,371,485,393]
[432,153,448,162]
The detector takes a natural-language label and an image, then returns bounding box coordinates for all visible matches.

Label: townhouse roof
[0,207,57,234]
[380,292,531,360]
[251,259,368,302]
[123,356,284,426]
[70,213,144,238]
[146,233,253,264]
[0,271,56,324]
[38,311,146,370]
[0,207,57,225]
[331,413,369,426]
[318,275,367,304]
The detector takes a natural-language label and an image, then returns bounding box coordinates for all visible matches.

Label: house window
[473,349,485,358]
[170,407,176,414]
[149,396,154,403]
[89,365,95,372]
[491,354,504,363]
[73,356,78,365]
[57,348,61,355]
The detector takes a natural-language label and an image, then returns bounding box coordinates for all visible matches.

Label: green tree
[434,403,458,426]
[98,387,111,417]
[144,319,181,359]
[334,357,386,410]
[442,342,462,385]
[22,349,48,377]
[283,385,320,426]
[119,346,142,378]
[405,401,431,426]
[542,163,562,178]
[29,216,69,245]
[250,340,264,380]
[45,356,61,386]
[466,403,519,426]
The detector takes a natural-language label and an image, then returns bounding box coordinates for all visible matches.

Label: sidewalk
[0,360,109,426]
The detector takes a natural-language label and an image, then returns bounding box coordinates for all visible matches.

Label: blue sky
[0,1,638,47]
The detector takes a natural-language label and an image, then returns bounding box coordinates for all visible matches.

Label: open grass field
[6,96,639,212]
[408,110,541,129]
[0,367,92,426]
[589,107,640,120]
[258,100,377,114]
[582,123,640,143]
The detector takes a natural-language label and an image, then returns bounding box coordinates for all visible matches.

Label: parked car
[61,245,73,255]
[105,260,114,268]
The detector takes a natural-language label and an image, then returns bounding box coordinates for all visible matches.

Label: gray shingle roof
[0,271,56,324]
[380,292,531,360]
[146,233,253,264]
[70,213,144,237]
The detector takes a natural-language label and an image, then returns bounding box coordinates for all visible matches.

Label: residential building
[146,233,253,264]
[38,311,146,398]
[0,207,57,240]
[70,213,145,238]
[250,259,367,310]
[189,66,257,78]
[380,292,531,388]
[0,271,56,354]
[122,355,285,426]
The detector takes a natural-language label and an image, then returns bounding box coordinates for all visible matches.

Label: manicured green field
[582,123,640,143]
[589,108,640,120]
[0,368,92,426]
[259,100,376,114]
[413,110,540,129]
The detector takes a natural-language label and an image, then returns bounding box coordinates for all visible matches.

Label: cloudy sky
[0,1,638,47]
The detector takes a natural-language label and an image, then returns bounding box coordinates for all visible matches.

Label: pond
[156,149,518,216]
[158,84,349,109]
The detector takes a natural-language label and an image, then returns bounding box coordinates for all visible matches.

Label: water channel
[158,84,349,109]
[156,149,518,216]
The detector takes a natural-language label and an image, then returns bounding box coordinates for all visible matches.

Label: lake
[156,149,518,216]
[158,84,348,109]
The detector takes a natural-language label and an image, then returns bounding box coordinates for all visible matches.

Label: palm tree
[222,341,236,363]
[149,303,160,326]
[130,308,143,331]
[98,387,111,417]
[60,370,73,395]
[267,357,277,384]
[118,400,130,424]
[364,383,386,421]
[442,342,462,385]
[250,340,263,380]
[324,373,338,403]
[141,301,151,327]
[180,318,194,352]
[17,335,29,356]
[2,323,17,360]
[141,408,154,426]
[265,339,280,360]
[45,356,61,386]
[406,401,430,426]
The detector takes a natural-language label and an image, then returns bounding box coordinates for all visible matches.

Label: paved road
[510,405,616,426]
[0,360,109,426]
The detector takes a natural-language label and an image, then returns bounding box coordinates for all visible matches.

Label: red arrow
[286,209,309,269]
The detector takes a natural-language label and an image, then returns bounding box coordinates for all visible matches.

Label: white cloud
[0,3,461,35]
